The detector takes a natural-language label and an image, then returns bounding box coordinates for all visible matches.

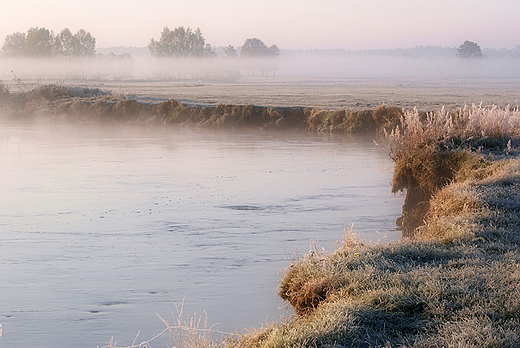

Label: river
[0,123,403,347]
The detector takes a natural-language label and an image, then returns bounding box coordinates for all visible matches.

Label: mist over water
[0,123,402,347]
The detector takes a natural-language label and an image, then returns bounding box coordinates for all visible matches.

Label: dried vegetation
[0,84,402,133]
[387,104,520,233]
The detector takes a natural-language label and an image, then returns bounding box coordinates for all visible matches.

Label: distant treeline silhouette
[148,26,279,59]
[1,26,280,60]
[1,27,96,57]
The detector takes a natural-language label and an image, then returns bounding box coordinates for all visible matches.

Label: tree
[54,28,74,56]
[223,45,237,58]
[457,41,483,59]
[1,32,27,56]
[240,38,280,58]
[148,26,214,58]
[240,38,280,76]
[268,44,280,57]
[72,29,96,57]
[26,27,54,57]
[240,38,268,57]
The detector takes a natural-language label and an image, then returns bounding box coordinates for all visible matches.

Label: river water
[0,123,403,347]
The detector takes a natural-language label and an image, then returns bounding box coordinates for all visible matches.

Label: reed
[386,104,520,233]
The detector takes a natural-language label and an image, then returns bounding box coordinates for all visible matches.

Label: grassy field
[3,75,520,111]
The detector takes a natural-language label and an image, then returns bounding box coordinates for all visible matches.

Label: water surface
[0,124,403,347]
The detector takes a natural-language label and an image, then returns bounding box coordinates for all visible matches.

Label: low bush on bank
[0,80,10,99]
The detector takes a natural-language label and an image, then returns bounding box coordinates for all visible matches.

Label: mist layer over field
[2,50,519,115]
[2,51,520,83]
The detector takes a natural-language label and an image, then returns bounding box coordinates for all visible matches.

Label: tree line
[2,26,484,61]
[1,26,280,59]
[148,26,280,59]
[2,27,96,57]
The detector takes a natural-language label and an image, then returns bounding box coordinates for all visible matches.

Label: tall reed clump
[386,104,520,234]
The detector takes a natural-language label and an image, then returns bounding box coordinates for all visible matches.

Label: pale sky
[1,0,519,50]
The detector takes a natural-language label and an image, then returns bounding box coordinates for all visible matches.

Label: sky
[1,0,519,50]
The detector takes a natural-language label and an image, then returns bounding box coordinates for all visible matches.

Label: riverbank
[225,105,520,347]
[0,83,405,133]
[109,138,520,347]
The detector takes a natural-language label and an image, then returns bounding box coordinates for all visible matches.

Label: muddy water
[0,124,403,347]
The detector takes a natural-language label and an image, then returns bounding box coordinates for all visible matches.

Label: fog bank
[2,51,520,85]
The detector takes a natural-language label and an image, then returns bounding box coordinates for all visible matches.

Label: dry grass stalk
[98,302,223,348]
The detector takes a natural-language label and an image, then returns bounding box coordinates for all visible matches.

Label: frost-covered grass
[386,104,520,162]
[260,156,520,348]
[223,105,520,348]
[386,105,520,232]
[99,303,221,348]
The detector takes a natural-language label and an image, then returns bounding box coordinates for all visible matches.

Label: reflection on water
[0,124,403,347]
